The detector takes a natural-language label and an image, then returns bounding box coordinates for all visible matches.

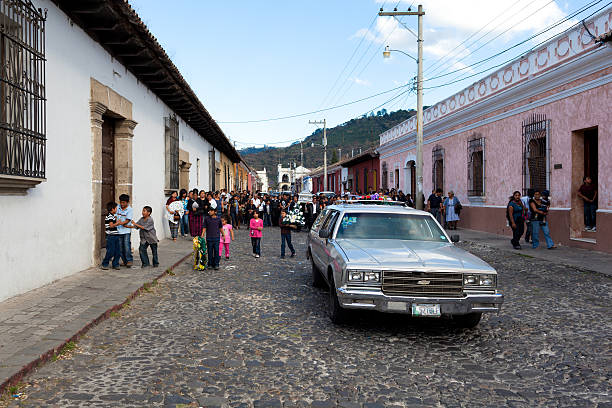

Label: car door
[310,209,330,270]
[318,210,340,271]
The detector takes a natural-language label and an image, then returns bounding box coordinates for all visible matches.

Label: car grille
[382,271,464,297]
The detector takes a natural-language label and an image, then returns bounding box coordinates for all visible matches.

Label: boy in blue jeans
[101,202,121,270]
[131,206,159,267]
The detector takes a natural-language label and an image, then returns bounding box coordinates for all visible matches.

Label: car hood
[336,239,495,272]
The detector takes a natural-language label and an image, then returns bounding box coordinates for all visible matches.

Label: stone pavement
[457,228,612,277]
[5,228,611,407]
[0,236,193,394]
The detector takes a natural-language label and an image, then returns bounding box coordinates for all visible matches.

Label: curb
[0,252,192,396]
[461,239,612,278]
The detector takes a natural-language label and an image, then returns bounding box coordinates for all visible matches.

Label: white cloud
[376,0,567,35]
[351,77,371,86]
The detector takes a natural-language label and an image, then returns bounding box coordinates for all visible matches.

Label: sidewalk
[458,228,612,277]
[0,237,193,394]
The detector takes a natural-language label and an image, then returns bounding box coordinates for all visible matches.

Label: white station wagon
[307,202,504,328]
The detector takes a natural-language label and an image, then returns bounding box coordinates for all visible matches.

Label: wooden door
[100,118,115,248]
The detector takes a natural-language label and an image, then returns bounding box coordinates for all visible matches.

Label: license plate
[387,301,407,311]
[411,304,441,317]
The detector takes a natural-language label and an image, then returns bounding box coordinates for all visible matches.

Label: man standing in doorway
[578,176,597,232]
[116,194,133,268]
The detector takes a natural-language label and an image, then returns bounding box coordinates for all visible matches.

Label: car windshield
[335,212,448,242]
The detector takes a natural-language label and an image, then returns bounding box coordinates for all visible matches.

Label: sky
[129,0,602,152]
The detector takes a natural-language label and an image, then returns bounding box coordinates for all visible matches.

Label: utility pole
[309,119,327,191]
[379,5,425,210]
[300,141,304,168]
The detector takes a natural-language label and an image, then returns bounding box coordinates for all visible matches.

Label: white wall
[0,1,215,302]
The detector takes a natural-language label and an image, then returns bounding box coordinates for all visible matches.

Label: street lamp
[379,5,425,210]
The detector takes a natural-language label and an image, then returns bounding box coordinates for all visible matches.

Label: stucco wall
[0,1,216,302]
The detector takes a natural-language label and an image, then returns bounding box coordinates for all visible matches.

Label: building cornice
[380,67,612,159]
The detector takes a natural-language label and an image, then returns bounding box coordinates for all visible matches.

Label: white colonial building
[277,163,310,192]
[0,0,244,302]
[255,168,269,192]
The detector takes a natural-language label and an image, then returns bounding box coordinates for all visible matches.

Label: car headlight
[348,270,364,282]
[464,274,496,287]
[464,275,478,285]
[479,274,495,287]
[364,271,381,283]
[347,270,381,284]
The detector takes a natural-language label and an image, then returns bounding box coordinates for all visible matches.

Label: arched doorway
[404,160,416,197]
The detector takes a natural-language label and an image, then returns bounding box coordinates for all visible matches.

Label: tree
[331,149,338,163]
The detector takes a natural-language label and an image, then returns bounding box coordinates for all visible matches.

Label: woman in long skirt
[443,190,461,230]
[190,191,207,237]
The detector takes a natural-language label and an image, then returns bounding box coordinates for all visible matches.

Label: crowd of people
[102,180,597,269]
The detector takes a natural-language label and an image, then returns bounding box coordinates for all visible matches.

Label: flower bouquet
[193,236,207,270]
[283,208,305,227]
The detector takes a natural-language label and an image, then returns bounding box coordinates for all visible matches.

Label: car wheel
[328,275,348,324]
[311,257,325,288]
[453,312,482,329]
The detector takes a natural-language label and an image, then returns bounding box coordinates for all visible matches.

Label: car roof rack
[343,200,407,206]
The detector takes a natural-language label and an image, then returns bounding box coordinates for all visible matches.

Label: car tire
[328,275,348,324]
[311,258,325,288]
[453,312,482,329]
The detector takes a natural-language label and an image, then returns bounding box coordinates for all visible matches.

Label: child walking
[131,206,159,268]
[219,216,234,260]
[279,209,296,258]
[101,202,121,270]
[249,210,263,258]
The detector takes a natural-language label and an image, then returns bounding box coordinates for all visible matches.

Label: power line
[422,3,610,90]
[216,82,410,124]
[423,0,605,84]
[325,0,402,108]
[317,5,384,110]
[423,0,526,76]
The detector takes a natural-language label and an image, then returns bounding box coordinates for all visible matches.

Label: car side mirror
[450,234,460,243]
[319,229,329,239]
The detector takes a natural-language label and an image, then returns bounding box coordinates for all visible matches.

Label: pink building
[378,10,612,253]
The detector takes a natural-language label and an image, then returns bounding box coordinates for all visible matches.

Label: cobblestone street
[7,229,612,408]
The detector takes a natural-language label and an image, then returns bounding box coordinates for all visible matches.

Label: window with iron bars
[432,146,444,193]
[467,136,485,196]
[381,162,388,190]
[164,115,179,191]
[522,113,549,195]
[0,1,46,181]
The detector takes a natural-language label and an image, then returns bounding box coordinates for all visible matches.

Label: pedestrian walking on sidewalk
[507,191,526,250]
[250,211,263,258]
[202,208,223,270]
[116,194,134,267]
[427,188,444,225]
[219,216,234,260]
[443,191,461,230]
[101,202,122,270]
[578,176,597,232]
[179,189,190,237]
[279,209,296,258]
[529,190,556,250]
[131,206,159,267]
[166,191,180,241]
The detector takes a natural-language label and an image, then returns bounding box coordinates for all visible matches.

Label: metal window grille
[381,162,388,190]
[522,113,549,195]
[0,1,46,179]
[164,115,179,190]
[467,137,485,196]
[432,146,444,192]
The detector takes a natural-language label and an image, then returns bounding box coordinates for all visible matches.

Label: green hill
[242,108,416,189]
